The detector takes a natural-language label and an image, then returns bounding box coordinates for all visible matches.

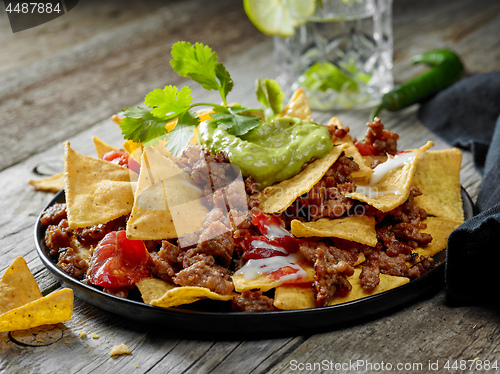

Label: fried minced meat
[356,187,435,290]
[284,154,359,221]
[150,241,181,282]
[177,145,239,196]
[299,241,356,307]
[232,290,277,312]
[173,256,234,295]
[40,203,67,226]
[56,246,89,279]
[359,117,399,156]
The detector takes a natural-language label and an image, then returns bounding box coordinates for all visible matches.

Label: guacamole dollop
[198,117,334,189]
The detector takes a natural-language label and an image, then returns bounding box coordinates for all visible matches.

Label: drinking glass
[274,0,393,111]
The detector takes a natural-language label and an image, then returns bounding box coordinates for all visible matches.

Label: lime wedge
[244,0,317,37]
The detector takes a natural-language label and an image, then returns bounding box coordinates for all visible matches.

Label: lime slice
[244,0,317,37]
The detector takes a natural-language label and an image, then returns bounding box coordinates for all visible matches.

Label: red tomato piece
[102,150,128,166]
[102,150,140,173]
[268,266,301,281]
[251,212,288,237]
[88,231,151,288]
[354,140,376,156]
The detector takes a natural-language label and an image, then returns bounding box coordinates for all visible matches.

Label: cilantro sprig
[119,42,263,156]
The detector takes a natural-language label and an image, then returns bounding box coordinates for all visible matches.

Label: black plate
[34,189,474,335]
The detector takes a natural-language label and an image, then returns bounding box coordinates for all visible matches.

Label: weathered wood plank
[267,291,500,374]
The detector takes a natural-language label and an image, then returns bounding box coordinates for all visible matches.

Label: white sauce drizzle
[369,151,416,185]
[250,240,288,255]
[355,151,417,198]
[264,223,291,239]
[235,253,307,282]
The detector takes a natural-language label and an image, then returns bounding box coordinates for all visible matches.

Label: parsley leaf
[120,107,168,144]
[144,86,192,119]
[170,42,233,106]
[211,105,262,136]
[164,112,198,156]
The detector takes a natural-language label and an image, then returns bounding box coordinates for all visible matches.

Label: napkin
[417,71,500,304]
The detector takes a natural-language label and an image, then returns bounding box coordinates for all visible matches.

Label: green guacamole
[198,116,334,189]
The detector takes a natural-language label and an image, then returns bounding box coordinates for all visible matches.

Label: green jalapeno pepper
[369,49,464,120]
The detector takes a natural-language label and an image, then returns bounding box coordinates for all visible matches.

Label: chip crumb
[37,339,44,343]
[64,341,71,344]
[109,344,132,357]
[91,333,99,339]
[79,330,86,338]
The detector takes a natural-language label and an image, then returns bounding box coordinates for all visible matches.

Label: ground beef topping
[355,117,399,156]
[284,154,359,221]
[314,245,353,307]
[231,290,277,312]
[173,257,234,295]
[150,241,181,282]
[45,219,73,256]
[56,246,89,279]
[299,242,356,306]
[40,203,67,226]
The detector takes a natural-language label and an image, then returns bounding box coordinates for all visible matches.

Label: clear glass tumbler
[274,0,393,111]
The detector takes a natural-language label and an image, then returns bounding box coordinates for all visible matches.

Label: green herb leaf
[211,104,262,136]
[164,111,198,156]
[170,42,232,105]
[145,86,192,119]
[120,107,168,144]
[255,78,284,121]
[215,62,234,101]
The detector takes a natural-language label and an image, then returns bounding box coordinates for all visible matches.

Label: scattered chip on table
[28,172,65,193]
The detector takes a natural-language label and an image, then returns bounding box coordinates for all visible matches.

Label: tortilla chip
[28,172,64,193]
[345,141,434,212]
[0,288,74,333]
[291,216,377,247]
[278,88,312,121]
[137,278,234,308]
[126,147,208,240]
[413,149,464,222]
[93,136,119,159]
[328,267,410,306]
[232,255,315,292]
[327,117,373,183]
[136,278,176,304]
[258,143,348,213]
[64,142,135,229]
[273,284,316,310]
[0,257,43,315]
[409,217,462,265]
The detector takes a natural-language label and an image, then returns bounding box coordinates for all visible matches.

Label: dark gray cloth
[417,71,500,303]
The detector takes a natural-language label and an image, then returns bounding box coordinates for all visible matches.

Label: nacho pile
[0,257,73,332]
[37,90,464,313]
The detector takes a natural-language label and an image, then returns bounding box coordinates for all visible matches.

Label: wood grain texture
[0,0,498,372]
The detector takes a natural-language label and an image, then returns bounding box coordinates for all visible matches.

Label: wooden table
[1,0,499,372]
